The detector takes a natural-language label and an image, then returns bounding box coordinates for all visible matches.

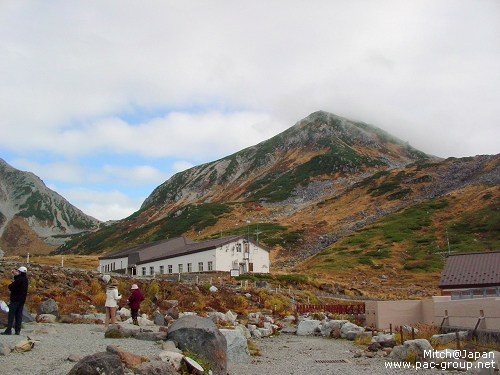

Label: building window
[187,263,192,272]
[198,262,204,272]
[142,267,146,276]
[236,243,242,252]
[178,264,183,273]
[150,266,154,275]
[159,266,164,274]
[168,265,172,274]
[208,261,213,271]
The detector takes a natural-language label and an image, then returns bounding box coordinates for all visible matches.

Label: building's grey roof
[438,251,500,289]
[99,235,270,266]
[98,237,194,261]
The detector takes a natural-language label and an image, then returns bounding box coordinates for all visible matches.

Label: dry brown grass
[2,255,100,270]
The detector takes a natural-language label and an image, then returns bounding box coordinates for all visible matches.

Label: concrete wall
[366,300,424,330]
[366,297,500,331]
[433,296,500,330]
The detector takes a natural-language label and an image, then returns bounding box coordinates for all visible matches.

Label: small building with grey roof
[98,235,270,276]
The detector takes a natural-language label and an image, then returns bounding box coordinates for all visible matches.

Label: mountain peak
[0,159,101,256]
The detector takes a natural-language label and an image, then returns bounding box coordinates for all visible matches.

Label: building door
[249,262,254,272]
[239,262,246,274]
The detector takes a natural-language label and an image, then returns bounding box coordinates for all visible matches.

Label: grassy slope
[297,184,500,299]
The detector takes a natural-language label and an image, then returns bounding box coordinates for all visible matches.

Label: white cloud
[1,0,499,221]
[50,187,144,222]
[101,164,170,186]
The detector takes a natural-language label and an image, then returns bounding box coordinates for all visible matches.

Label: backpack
[14,337,39,353]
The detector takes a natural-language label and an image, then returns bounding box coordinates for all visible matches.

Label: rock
[134,331,168,341]
[340,322,364,339]
[118,307,131,319]
[220,329,251,364]
[469,350,500,375]
[153,311,166,325]
[255,281,270,289]
[37,298,59,316]
[158,350,185,370]
[0,310,8,327]
[319,320,347,337]
[367,342,381,352]
[296,319,320,336]
[67,352,124,375]
[167,306,179,320]
[106,345,144,368]
[330,328,341,339]
[225,310,237,324]
[390,339,433,362]
[36,313,58,323]
[104,324,139,338]
[167,315,227,375]
[162,340,181,351]
[0,342,11,356]
[22,306,35,323]
[134,360,179,375]
[67,353,84,362]
[234,324,251,339]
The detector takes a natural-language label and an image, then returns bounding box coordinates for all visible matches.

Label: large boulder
[167,315,227,375]
[340,322,364,339]
[220,329,251,364]
[104,323,140,338]
[37,299,59,317]
[390,339,433,362]
[67,352,124,375]
[296,319,320,336]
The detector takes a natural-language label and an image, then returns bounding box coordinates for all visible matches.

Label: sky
[1,1,499,222]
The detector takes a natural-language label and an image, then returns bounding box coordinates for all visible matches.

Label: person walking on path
[127,284,144,325]
[104,279,121,327]
[1,266,29,335]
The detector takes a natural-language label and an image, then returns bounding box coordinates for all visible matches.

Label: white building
[98,235,270,276]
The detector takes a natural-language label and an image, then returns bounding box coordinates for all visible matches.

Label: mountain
[55,110,438,256]
[0,158,101,256]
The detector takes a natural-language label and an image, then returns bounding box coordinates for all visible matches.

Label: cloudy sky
[1,1,499,222]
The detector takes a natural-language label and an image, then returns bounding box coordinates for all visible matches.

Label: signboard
[230,269,240,277]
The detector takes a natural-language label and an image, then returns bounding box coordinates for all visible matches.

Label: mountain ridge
[0,158,101,256]
[55,110,450,257]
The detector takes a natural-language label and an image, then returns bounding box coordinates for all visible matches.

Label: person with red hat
[1,266,29,335]
[127,284,144,325]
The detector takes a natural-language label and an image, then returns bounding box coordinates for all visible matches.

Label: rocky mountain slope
[56,110,444,257]
[0,158,101,256]
[54,113,500,272]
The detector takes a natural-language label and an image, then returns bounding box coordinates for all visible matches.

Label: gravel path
[0,323,165,375]
[0,322,464,375]
[227,334,453,375]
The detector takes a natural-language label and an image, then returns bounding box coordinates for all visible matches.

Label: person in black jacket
[1,266,29,335]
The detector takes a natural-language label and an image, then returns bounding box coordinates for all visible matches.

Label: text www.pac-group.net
[384,350,497,371]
